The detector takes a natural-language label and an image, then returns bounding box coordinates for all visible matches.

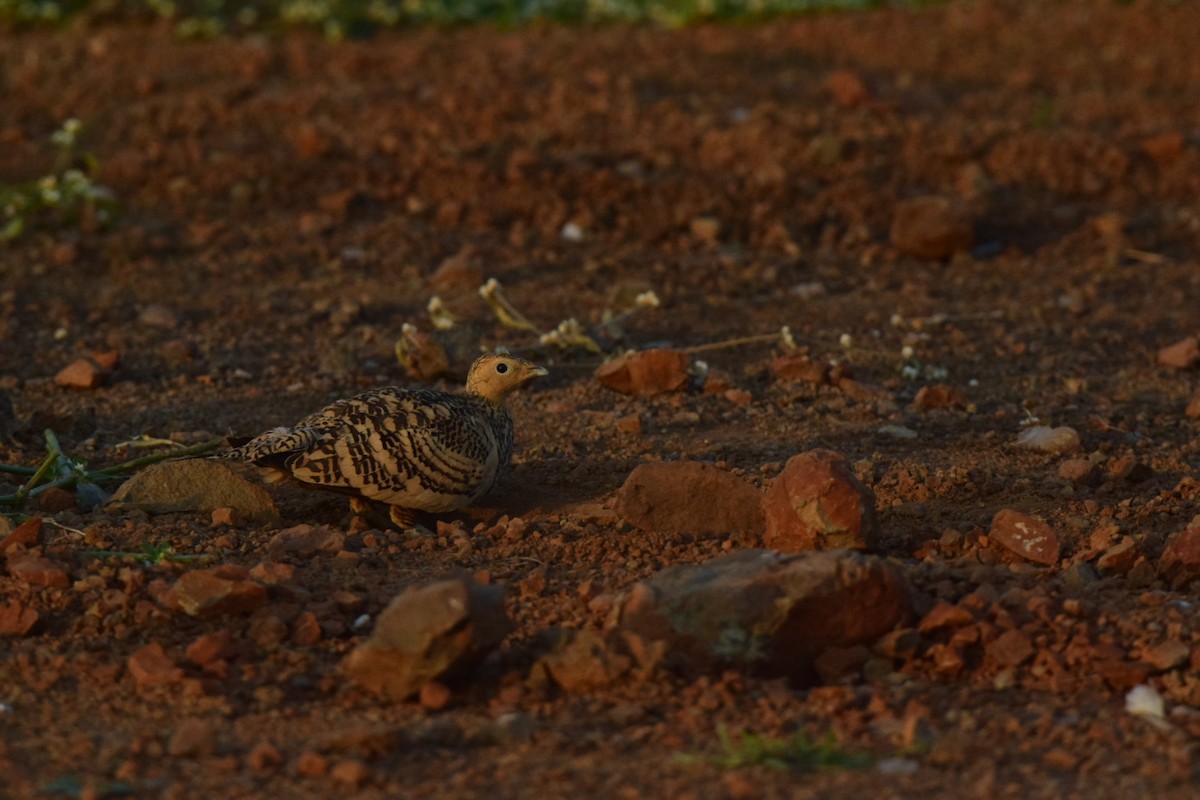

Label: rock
[911,384,969,412]
[990,510,1060,566]
[985,629,1034,668]
[186,629,237,665]
[1140,132,1185,167]
[1015,425,1080,454]
[210,506,244,527]
[0,600,39,636]
[889,196,974,260]
[1096,536,1139,574]
[246,741,283,772]
[7,553,70,588]
[330,759,370,787]
[616,461,764,537]
[418,681,452,710]
[762,450,879,552]
[770,353,828,385]
[1107,456,1153,484]
[614,549,913,684]
[428,249,483,295]
[1186,391,1200,419]
[168,718,216,758]
[1158,526,1200,589]
[689,216,721,242]
[138,303,180,329]
[1057,459,1102,486]
[107,459,279,523]
[54,357,106,390]
[918,601,974,634]
[127,642,184,689]
[266,524,345,559]
[0,516,43,553]
[1158,336,1200,369]
[813,644,870,684]
[171,568,267,618]
[826,70,870,107]
[1094,659,1156,691]
[537,629,632,694]
[343,577,510,701]
[595,349,690,396]
[1141,640,1190,672]
[37,486,77,513]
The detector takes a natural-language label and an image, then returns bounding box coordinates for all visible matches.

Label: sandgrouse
[222,353,548,527]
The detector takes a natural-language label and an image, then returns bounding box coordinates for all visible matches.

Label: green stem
[89,438,221,478]
[9,435,63,507]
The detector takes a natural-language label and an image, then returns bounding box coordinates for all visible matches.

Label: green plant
[0,429,221,511]
[0,119,117,241]
[679,725,870,772]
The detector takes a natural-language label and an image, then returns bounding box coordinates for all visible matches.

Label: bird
[221,352,548,528]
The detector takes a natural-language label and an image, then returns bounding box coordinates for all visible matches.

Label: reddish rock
[889,196,974,259]
[762,450,879,552]
[813,644,870,684]
[1096,536,1139,574]
[1093,659,1156,691]
[395,326,450,381]
[1186,391,1200,419]
[594,349,690,396]
[826,70,870,107]
[0,600,39,636]
[989,510,1060,566]
[1057,459,1102,486]
[418,680,452,710]
[428,249,484,295]
[918,601,974,634]
[343,577,510,701]
[210,506,244,527]
[1141,639,1190,672]
[985,629,1034,668]
[127,642,184,688]
[1141,132,1185,167]
[107,459,279,523]
[168,718,216,758]
[290,611,322,646]
[36,486,77,514]
[1158,336,1200,369]
[912,384,969,412]
[330,759,370,787]
[185,629,237,665]
[7,553,70,588]
[266,524,345,559]
[0,516,43,553]
[295,751,329,778]
[770,353,829,385]
[172,568,267,618]
[1106,456,1153,484]
[616,461,765,536]
[246,741,283,772]
[54,357,106,389]
[615,549,913,684]
[249,561,296,584]
[1158,526,1200,588]
[538,629,632,694]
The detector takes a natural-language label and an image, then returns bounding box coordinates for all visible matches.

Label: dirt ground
[3,1,1200,797]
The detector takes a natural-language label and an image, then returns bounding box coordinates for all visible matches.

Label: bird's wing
[261,388,499,502]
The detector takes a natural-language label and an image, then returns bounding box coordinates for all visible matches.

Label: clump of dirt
[3,2,1200,797]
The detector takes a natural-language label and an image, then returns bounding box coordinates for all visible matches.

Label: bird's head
[466,353,548,403]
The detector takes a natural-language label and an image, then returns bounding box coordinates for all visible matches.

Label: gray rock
[107,459,279,523]
[614,548,913,684]
[343,577,510,701]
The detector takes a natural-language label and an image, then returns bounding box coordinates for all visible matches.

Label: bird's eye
[496,362,509,374]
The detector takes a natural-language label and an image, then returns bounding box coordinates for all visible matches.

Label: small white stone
[876,757,919,776]
[560,222,584,242]
[1126,684,1165,719]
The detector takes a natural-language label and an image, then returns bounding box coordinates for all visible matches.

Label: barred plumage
[222,353,547,526]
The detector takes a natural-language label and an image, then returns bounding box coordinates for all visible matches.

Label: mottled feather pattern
[221,354,544,519]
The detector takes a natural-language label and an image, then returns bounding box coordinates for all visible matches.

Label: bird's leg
[349,497,371,517]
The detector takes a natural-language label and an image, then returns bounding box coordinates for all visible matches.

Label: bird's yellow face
[466,354,549,402]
